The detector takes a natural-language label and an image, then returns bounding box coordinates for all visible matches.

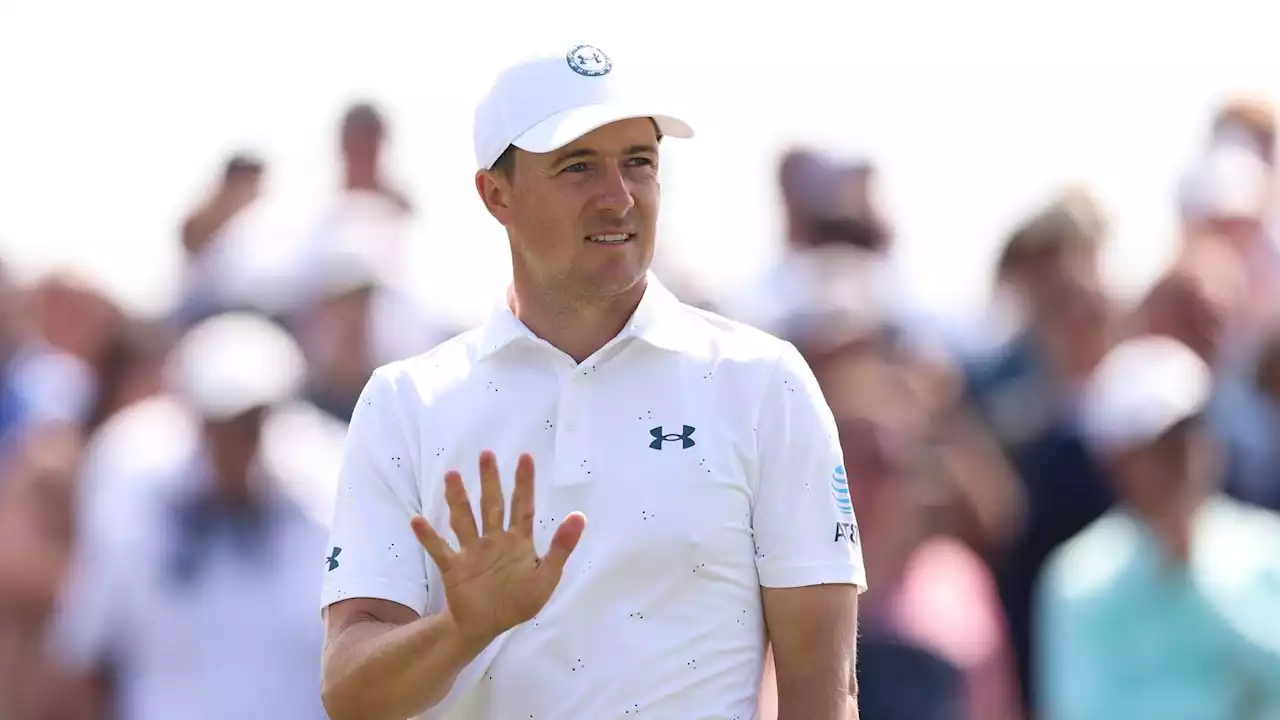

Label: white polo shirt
[321,278,866,719]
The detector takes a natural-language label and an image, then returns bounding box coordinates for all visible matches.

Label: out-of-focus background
[3,2,1280,719]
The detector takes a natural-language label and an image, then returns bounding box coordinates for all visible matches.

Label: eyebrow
[549,143,660,167]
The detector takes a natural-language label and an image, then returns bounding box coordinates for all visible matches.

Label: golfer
[319,43,866,720]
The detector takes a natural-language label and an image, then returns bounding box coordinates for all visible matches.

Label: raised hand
[410,451,586,645]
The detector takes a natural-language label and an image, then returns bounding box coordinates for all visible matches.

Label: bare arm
[320,598,491,720]
[763,584,860,720]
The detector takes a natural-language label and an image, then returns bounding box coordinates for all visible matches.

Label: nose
[594,162,635,215]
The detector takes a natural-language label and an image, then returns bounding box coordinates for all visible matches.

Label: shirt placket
[553,362,593,487]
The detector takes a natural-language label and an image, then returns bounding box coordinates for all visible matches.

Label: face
[203,407,266,491]
[1111,418,1216,519]
[477,118,661,306]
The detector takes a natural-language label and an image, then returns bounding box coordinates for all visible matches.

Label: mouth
[585,233,633,245]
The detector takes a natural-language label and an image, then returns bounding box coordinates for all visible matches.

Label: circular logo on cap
[566,45,611,77]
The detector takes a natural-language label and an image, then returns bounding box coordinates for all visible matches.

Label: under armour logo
[650,425,696,450]
[326,546,342,572]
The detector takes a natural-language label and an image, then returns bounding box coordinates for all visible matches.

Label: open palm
[411,451,586,644]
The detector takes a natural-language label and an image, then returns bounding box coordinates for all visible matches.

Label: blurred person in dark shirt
[965,189,1118,715]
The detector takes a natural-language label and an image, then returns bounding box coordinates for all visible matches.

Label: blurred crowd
[1,95,1279,720]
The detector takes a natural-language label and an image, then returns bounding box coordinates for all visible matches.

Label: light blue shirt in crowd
[1036,495,1280,720]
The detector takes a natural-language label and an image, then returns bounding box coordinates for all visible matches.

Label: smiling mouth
[586,233,633,245]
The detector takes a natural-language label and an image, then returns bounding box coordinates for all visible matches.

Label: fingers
[507,453,536,538]
[410,515,456,571]
[540,511,587,576]
[478,450,505,536]
[444,471,479,548]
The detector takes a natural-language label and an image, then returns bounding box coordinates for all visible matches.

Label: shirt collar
[477,273,692,362]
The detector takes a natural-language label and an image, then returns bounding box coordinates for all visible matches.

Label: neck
[510,277,647,363]
[343,162,379,192]
[1134,493,1207,564]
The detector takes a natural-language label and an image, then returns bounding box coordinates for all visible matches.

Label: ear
[475,170,515,225]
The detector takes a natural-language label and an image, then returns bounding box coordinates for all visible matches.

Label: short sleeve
[320,367,429,615]
[752,342,867,591]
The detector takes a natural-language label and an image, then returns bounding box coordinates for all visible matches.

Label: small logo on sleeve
[326,546,342,572]
[831,465,859,545]
[830,465,853,515]
[650,425,696,450]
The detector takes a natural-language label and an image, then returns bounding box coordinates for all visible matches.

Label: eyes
[561,157,657,175]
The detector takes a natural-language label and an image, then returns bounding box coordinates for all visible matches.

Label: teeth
[589,233,630,244]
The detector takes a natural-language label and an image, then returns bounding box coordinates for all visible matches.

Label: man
[730,150,893,337]
[1036,336,1280,719]
[175,153,269,326]
[339,102,413,213]
[49,312,330,720]
[180,153,266,261]
[319,43,866,720]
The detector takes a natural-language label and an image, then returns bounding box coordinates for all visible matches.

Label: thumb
[540,512,586,575]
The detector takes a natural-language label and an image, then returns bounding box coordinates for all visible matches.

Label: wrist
[436,609,498,658]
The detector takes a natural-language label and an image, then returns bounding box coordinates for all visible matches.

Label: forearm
[776,677,858,720]
[321,610,490,720]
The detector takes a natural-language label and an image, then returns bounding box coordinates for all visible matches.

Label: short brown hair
[997,187,1106,281]
[490,145,516,178]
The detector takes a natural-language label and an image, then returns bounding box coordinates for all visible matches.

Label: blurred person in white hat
[320,43,864,720]
[48,312,333,720]
[1035,335,1280,720]
[1179,137,1278,335]
[290,246,454,425]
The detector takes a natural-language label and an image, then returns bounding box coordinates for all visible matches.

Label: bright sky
[1,0,1277,326]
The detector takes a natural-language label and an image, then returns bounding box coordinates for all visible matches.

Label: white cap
[169,312,306,421]
[473,43,694,170]
[1080,335,1213,456]
[1179,145,1271,221]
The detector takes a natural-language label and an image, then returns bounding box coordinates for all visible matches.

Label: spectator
[1037,335,1280,719]
[800,312,1022,720]
[48,313,330,720]
[0,424,90,720]
[965,189,1118,713]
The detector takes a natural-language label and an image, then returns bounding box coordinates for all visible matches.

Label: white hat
[169,312,306,421]
[1178,145,1271,221]
[1080,335,1213,456]
[472,43,694,170]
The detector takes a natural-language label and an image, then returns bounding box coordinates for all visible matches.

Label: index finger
[410,515,456,572]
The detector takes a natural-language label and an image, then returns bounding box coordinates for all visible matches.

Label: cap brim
[510,103,694,158]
